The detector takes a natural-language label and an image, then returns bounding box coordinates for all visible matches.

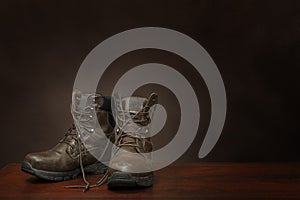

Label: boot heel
[107,172,153,188]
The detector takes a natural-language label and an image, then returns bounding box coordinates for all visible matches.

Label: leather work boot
[22,92,115,181]
[106,93,158,188]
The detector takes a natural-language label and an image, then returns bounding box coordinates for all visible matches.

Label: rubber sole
[21,161,108,181]
[107,171,153,188]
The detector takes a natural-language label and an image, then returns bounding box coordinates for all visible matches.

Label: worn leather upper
[24,95,114,172]
[24,127,97,171]
[108,93,158,175]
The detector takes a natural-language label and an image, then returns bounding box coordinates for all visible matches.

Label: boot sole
[21,161,108,181]
[107,172,153,188]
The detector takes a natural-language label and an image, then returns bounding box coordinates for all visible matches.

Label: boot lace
[65,94,155,191]
[64,94,111,192]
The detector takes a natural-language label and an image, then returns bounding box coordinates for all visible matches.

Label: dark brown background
[0,0,299,167]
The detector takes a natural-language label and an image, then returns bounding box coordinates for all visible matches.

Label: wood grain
[0,162,299,199]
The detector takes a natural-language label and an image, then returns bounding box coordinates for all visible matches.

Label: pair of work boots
[22,92,158,190]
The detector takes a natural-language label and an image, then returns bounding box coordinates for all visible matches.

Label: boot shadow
[26,177,59,184]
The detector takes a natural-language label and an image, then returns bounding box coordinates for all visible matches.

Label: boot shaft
[71,91,114,136]
[112,93,158,139]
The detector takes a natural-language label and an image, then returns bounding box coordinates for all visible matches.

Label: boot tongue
[121,93,158,113]
[121,97,147,113]
[118,97,148,136]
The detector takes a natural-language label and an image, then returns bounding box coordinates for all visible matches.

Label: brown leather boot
[22,93,115,181]
[107,93,158,188]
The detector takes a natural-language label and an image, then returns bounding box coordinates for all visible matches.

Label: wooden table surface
[0,162,299,199]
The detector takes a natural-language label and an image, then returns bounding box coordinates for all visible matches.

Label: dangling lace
[65,93,156,191]
[64,93,111,192]
[64,137,110,192]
